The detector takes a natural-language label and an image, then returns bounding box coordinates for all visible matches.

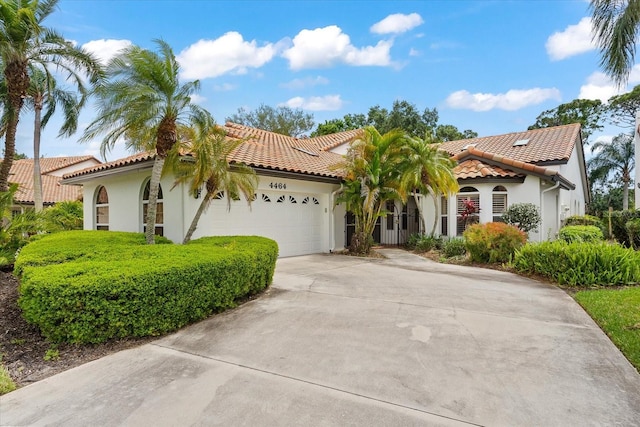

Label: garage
[202,190,327,257]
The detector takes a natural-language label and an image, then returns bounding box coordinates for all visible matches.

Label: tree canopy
[226,104,314,137]
[528,99,604,142]
[607,84,640,128]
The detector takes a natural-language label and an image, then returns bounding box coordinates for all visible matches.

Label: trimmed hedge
[564,215,602,227]
[558,225,604,243]
[16,231,278,343]
[513,241,640,286]
[463,222,527,263]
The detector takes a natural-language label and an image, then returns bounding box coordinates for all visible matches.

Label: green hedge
[16,231,278,343]
[513,241,640,286]
[558,225,604,243]
[602,209,640,247]
[564,215,602,227]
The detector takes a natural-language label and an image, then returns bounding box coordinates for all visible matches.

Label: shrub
[513,241,640,286]
[463,222,527,264]
[41,201,83,231]
[558,225,604,243]
[564,215,602,227]
[501,203,542,234]
[16,231,278,344]
[626,219,640,249]
[406,233,439,252]
[602,209,640,247]
[441,237,466,258]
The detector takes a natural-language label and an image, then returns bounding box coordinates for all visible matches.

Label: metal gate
[345,201,421,248]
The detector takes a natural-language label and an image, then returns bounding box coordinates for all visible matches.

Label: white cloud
[546,17,596,61]
[178,32,277,79]
[445,88,561,111]
[280,76,329,89]
[213,83,236,92]
[409,48,421,57]
[280,95,343,111]
[578,66,640,101]
[189,93,207,104]
[82,39,132,65]
[282,25,393,69]
[370,13,423,35]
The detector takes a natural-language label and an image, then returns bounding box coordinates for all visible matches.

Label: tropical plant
[441,237,466,258]
[0,0,102,192]
[41,200,83,231]
[502,203,541,234]
[464,222,527,264]
[401,133,458,234]
[588,133,635,210]
[458,198,480,232]
[590,0,640,86]
[24,66,87,211]
[333,126,409,254]
[168,125,258,244]
[82,40,213,244]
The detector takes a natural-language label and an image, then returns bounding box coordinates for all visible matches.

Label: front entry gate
[345,201,421,248]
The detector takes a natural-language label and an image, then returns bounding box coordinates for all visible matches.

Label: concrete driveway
[2,249,640,426]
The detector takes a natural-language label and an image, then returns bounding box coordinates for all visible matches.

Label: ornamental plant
[558,225,604,243]
[501,203,541,234]
[463,222,527,264]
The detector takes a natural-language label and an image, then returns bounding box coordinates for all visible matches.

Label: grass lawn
[0,362,16,395]
[574,286,640,372]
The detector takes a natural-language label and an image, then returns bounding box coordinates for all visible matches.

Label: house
[61,122,588,257]
[8,156,101,215]
[435,123,588,241]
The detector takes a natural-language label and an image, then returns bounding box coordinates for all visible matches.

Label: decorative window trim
[441,196,448,236]
[262,194,271,202]
[492,186,507,223]
[95,185,109,231]
[142,180,164,236]
[277,195,285,203]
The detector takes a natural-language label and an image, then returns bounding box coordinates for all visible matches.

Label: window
[95,186,109,231]
[386,201,395,230]
[457,186,479,235]
[441,196,448,236]
[142,180,164,236]
[492,186,507,222]
[402,204,408,230]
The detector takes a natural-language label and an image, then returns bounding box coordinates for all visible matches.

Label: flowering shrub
[463,222,527,263]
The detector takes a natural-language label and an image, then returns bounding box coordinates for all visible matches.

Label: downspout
[540,180,560,242]
[329,187,340,253]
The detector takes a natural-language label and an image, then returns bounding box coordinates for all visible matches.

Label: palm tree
[590,0,640,86]
[401,134,459,235]
[333,126,409,254]
[82,40,213,244]
[25,66,86,211]
[589,133,635,210]
[0,0,102,192]
[167,124,257,244]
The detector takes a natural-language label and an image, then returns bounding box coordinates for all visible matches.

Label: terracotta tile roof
[7,157,99,205]
[307,129,363,151]
[439,123,581,164]
[64,123,353,181]
[454,159,523,180]
[453,147,575,190]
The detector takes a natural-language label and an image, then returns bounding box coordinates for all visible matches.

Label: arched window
[457,186,479,235]
[142,180,164,236]
[95,186,109,230]
[492,185,507,222]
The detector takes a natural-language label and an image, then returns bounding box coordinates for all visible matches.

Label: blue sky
[16,0,633,161]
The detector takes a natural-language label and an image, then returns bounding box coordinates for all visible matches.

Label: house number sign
[269,182,287,190]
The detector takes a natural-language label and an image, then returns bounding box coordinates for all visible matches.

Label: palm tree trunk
[145,157,165,244]
[0,113,18,193]
[33,101,44,212]
[413,192,426,234]
[183,192,212,244]
[623,178,629,210]
[430,189,439,236]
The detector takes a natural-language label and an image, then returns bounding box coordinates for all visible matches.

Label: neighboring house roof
[453,147,575,190]
[454,159,523,181]
[8,156,100,205]
[64,123,361,182]
[439,123,581,165]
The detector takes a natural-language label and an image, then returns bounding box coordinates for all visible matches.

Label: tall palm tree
[401,134,459,235]
[333,126,409,254]
[82,40,213,244]
[0,0,102,192]
[589,133,635,209]
[590,0,640,86]
[167,124,257,244]
[25,65,86,211]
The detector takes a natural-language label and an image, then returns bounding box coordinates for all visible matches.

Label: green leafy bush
[564,215,602,227]
[441,237,466,258]
[463,222,527,263]
[558,225,604,243]
[406,233,439,252]
[41,201,83,231]
[16,231,278,343]
[501,203,542,234]
[513,241,640,286]
[602,209,640,247]
[626,219,640,249]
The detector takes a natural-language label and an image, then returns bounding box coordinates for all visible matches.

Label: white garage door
[204,191,325,257]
